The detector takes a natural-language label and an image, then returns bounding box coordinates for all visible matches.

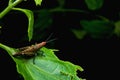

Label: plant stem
[49,8,109,20]
[0,0,23,19]
[49,8,90,14]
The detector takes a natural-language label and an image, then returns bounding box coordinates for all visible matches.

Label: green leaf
[57,0,65,8]
[33,9,52,40]
[13,8,34,41]
[0,43,17,62]
[80,20,115,38]
[85,0,104,10]
[34,0,42,6]
[0,43,84,80]
[72,29,86,39]
[114,21,120,37]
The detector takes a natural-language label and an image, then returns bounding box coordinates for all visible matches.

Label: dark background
[0,0,120,80]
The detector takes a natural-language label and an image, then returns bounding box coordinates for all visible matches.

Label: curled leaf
[13,8,34,41]
[0,43,84,80]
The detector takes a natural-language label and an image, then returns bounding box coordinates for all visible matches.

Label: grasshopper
[13,34,56,63]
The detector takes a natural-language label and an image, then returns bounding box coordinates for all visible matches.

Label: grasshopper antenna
[46,38,57,43]
[45,33,53,41]
[45,33,57,43]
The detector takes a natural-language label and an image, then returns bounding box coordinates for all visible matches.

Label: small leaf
[57,0,65,8]
[13,8,34,41]
[0,43,84,80]
[33,9,52,40]
[72,29,86,39]
[114,21,120,37]
[34,10,52,31]
[85,0,104,10]
[80,20,115,38]
[34,0,42,6]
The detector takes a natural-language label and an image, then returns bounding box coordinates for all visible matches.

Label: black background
[0,0,120,80]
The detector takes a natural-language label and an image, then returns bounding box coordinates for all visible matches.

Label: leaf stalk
[0,0,23,19]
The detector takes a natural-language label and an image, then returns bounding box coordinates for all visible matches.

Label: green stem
[49,8,109,20]
[49,8,89,14]
[8,0,14,5]
[0,0,23,19]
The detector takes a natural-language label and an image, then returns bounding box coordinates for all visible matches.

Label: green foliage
[57,0,65,8]
[0,43,84,80]
[0,0,42,41]
[13,8,34,41]
[114,21,120,37]
[1,0,120,79]
[80,20,115,38]
[85,0,104,10]
[33,10,52,40]
[1,0,119,40]
[72,29,86,39]
[34,0,42,6]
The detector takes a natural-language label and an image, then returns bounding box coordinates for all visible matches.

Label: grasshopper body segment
[13,42,46,57]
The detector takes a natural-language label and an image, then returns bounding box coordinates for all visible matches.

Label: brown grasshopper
[13,34,56,63]
[12,42,46,57]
